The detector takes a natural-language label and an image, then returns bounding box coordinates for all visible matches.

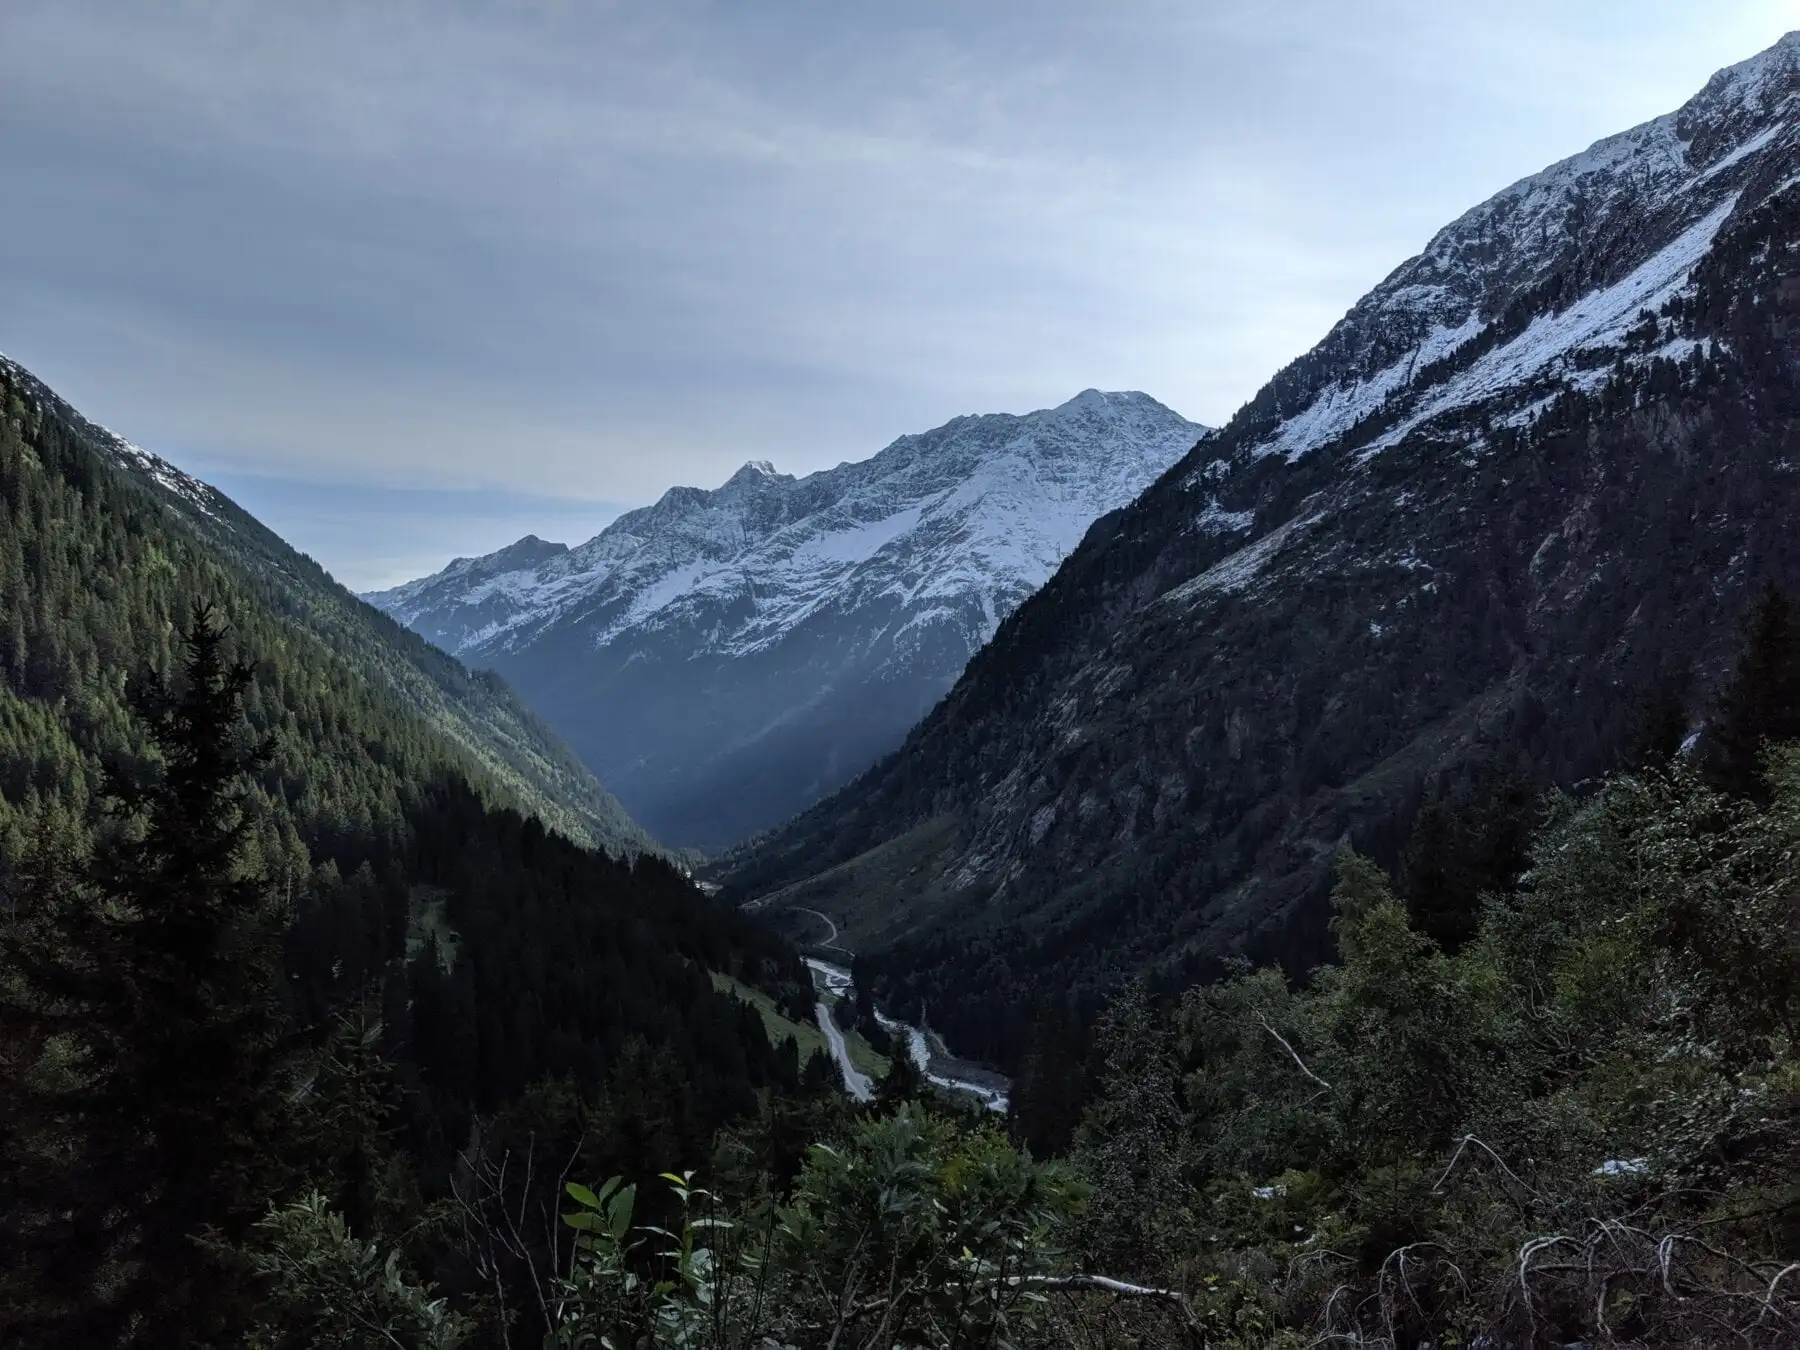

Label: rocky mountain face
[366,392,1204,848]
[0,351,655,857]
[716,34,1800,1067]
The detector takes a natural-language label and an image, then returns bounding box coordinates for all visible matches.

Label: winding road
[796,906,851,955]
[813,995,873,1101]
[789,908,1010,1112]
[797,913,875,1099]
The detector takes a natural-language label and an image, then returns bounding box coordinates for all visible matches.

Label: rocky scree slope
[367,392,1204,848]
[0,352,654,857]
[717,33,1800,1067]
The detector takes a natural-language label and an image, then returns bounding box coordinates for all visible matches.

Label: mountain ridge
[367,389,1206,847]
[0,349,656,858]
[715,32,1800,1067]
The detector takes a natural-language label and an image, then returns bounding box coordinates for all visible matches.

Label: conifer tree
[875,1040,925,1109]
[1011,1002,1089,1156]
[1624,675,1690,771]
[1400,767,1534,953]
[0,606,294,1345]
[1071,982,1188,1270]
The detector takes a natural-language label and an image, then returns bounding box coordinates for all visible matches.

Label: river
[805,957,1009,1113]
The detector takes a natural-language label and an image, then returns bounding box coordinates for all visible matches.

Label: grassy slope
[711,973,829,1064]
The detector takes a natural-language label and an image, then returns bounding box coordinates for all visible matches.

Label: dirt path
[795,906,851,955]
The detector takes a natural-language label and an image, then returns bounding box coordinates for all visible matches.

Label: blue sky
[3,1,1795,589]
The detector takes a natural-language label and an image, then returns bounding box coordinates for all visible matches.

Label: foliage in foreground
[552,1110,1092,1349]
[246,1192,473,1350]
[273,745,1800,1348]
[1133,752,1800,1346]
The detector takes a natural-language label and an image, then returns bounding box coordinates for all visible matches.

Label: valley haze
[367,390,1205,848]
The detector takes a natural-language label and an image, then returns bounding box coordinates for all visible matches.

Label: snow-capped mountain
[367,391,1205,847]
[719,34,1800,1066]
[1217,32,1797,472]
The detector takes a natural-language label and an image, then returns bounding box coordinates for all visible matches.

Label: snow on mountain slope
[373,390,1201,663]
[0,353,232,523]
[716,33,1800,1068]
[1225,31,1798,470]
[367,391,1205,847]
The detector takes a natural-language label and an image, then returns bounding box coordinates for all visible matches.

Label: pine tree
[1400,767,1535,953]
[1011,1002,1089,1156]
[1071,982,1189,1271]
[1705,582,1800,800]
[875,1042,925,1109]
[0,606,295,1345]
[1623,676,1690,771]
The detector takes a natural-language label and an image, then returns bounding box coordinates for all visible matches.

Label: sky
[3,2,1796,590]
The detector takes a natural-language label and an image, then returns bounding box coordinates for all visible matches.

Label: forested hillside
[0,357,820,1344]
[0,352,652,858]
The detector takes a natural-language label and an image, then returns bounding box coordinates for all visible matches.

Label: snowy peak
[369,392,1206,662]
[1692,28,1800,124]
[1055,387,1155,419]
[1222,31,1798,470]
[724,459,784,486]
[713,459,796,506]
[466,534,568,571]
[366,392,1206,845]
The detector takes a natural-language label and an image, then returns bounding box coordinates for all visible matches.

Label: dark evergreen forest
[0,363,823,1345]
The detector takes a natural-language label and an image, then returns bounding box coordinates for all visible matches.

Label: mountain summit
[716,33,1800,1066]
[367,391,1205,846]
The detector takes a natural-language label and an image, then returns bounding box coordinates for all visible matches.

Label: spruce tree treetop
[1,607,296,1344]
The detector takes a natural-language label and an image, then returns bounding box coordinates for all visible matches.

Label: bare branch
[1253,1011,1333,1097]
[1007,1274,1208,1344]
[1432,1134,1541,1209]
[1766,1262,1800,1305]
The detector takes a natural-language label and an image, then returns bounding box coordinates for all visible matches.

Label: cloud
[199,469,628,593]
[1,0,1794,582]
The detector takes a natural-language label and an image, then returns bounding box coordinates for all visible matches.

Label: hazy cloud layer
[2,0,1794,587]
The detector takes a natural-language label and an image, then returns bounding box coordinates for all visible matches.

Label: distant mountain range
[366,391,1205,848]
[714,32,1800,1068]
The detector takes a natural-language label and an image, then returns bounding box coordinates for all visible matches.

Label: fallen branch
[1011,1273,1189,1301]
[1010,1274,1208,1345]
[808,1272,1212,1347]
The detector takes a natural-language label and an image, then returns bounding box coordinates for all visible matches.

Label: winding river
[805,956,1009,1114]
